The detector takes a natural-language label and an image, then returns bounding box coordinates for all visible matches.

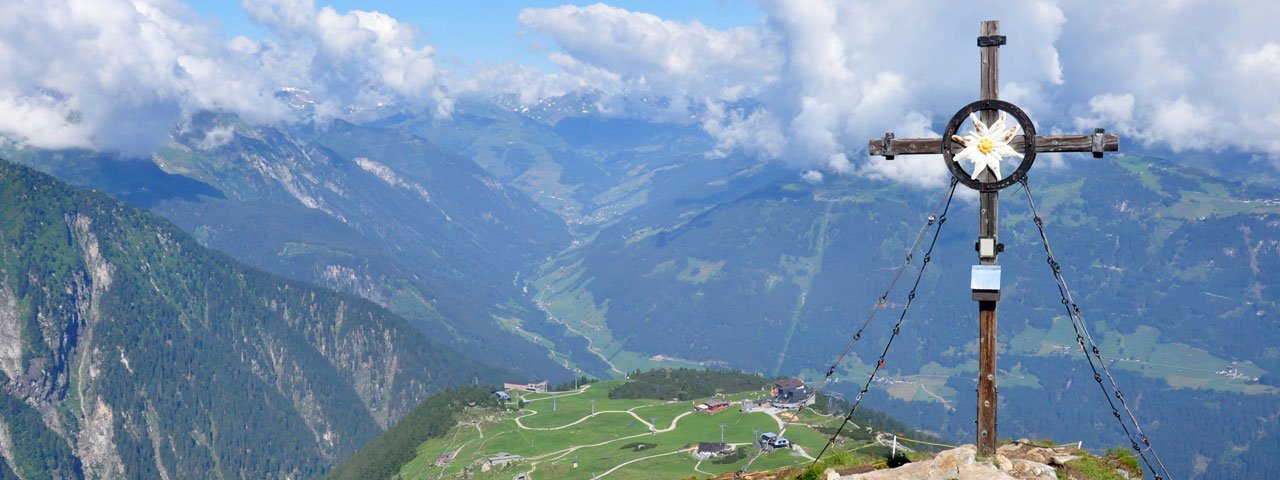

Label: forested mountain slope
[0,160,505,479]
[3,111,590,381]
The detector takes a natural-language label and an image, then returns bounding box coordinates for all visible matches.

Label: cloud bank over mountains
[513,0,1280,183]
[0,0,447,155]
[0,0,1276,181]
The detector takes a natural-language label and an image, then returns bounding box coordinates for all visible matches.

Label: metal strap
[977,35,1007,47]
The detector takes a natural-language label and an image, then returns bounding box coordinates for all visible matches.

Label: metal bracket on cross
[977,35,1006,47]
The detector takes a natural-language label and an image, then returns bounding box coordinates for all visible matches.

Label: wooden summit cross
[867,20,1120,457]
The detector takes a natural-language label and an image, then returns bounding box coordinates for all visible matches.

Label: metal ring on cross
[941,99,1036,192]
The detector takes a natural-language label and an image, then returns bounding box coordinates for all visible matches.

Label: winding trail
[763,410,786,431]
[693,458,711,475]
[464,422,484,438]
[504,391,819,478]
[606,441,762,480]
[532,281,623,375]
[791,445,815,461]
[589,450,686,480]
[917,384,953,410]
[513,409,696,479]
[557,320,624,376]
[522,385,591,404]
[514,409,659,431]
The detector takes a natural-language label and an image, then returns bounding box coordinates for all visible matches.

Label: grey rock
[1051,454,1079,466]
[841,445,1018,480]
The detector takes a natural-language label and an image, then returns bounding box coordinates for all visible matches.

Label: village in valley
[401,371,937,479]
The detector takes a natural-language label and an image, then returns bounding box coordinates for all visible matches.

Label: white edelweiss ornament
[951,112,1020,180]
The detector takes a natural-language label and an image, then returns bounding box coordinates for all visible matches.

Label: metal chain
[808,178,959,469]
[1019,176,1172,480]
[813,177,961,397]
[739,178,960,475]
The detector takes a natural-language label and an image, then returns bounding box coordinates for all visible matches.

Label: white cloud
[0,0,281,154]
[512,0,1069,186]
[196,124,236,150]
[1240,43,1280,77]
[801,170,824,183]
[511,0,1280,183]
[0,0,452,155]
[1080,94,1135,127]
[1147,96,1218,152]
[701,101,785,159]
[515,3,780,103]
[857,112,951,188]
[455,62,596,105]
[241,0,452,118]
[1060,1,1280,161]
[4,0,1280,174]
[727,0,1069,184]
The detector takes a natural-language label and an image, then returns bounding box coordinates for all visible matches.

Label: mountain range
[4,93,1279,478]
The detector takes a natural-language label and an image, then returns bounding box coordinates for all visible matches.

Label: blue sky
[185,1,764,70]
[1,0,1277,182]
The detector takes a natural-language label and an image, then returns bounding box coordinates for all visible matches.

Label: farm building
[485,452,524,468]
[694,442,735,459]
[694,398,729,414]
[433,453,454,467]
[503,381,548,393]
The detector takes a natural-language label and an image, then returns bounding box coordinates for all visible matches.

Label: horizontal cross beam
[870,132,1119,159]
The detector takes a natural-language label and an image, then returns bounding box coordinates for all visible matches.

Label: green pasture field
[397,379,879,479]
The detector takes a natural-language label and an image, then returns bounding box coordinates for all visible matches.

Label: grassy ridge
[326,386,500,480]
[326,370,950,479]
[365,371,944,479]
[401,380,797,479]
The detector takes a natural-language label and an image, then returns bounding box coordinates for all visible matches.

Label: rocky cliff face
[0,160,506,479]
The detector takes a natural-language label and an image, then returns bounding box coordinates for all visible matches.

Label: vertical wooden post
[865,20,1124,457]
[976,19,1001,457]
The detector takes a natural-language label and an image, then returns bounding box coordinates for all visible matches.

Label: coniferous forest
[0,160,507,478]
[324,386,499,480]
[607,368,769,400]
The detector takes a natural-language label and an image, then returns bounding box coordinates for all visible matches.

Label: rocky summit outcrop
[834,440,1121,480]
[836,445,1025,480]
